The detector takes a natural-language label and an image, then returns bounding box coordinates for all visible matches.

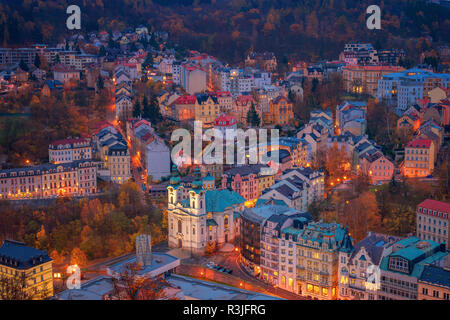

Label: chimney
[136,234,152,267]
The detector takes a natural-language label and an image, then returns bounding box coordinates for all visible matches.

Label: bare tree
[107,262,177,300]
[0,273,36,300]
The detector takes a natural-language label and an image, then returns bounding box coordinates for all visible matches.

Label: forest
[0,182,167,266]
[0,0,449,63]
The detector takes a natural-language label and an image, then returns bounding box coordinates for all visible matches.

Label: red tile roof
[344,65,404,72]
[215,114,236,126]
[406,139,433,148]
[175,95,196,105]
[235,95,255,106]
[418,199,450,214]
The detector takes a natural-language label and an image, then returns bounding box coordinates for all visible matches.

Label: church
[167,166,245,255]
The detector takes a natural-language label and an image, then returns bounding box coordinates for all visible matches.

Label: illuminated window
[322,288,328,296]
[307,284,313,292]
[314,286,320,294]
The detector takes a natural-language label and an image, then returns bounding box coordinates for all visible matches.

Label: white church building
[167,166,245,255]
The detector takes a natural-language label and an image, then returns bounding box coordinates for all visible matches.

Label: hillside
[0,0,449,62]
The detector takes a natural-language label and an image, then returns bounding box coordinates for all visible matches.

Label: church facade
[167,167,245,255]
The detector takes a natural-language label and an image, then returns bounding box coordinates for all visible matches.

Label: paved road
[183,250,306,300]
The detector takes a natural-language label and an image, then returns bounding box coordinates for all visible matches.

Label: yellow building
[268,96,294,126]
[105,144,131,184]
[257,173,276,195]
[295,222,353,300]
[0,240,54,300]
[195,94,220,127]
[404,139,435,178]
[343,65,404,96]
[418,264,450,300]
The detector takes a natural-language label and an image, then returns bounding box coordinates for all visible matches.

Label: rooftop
[107,252,180,278]
[418,199,450,214]
[0,240,52,269]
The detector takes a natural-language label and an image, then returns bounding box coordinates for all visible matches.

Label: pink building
[360,151,394,185]
[222,165,265,201]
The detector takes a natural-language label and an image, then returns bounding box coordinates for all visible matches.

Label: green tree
[19,59,29,71]
[34,54,41,68]
[133,99,141,118]
[96,75,104,90]
[99,45,106,57]
[142,54,153,70]
[246,104,260,127]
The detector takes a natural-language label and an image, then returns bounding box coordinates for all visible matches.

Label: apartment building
[194,93,220,126]
[268,96,294,126]
[296,222,354,300]
[404,139,435,177]
[260,167,324,212]
[53,64,80,84]
[377,68,450,112]
[240,204,309,278]
[416,199,450,248]
[127,119,170,181]
[378,237,448,300]
[418,262,450,300]
[49,138,92,164]
[0,161,97,200]
[181,63,207,95]
[93,124,131,184]
[359,151,394,185]
[343,65,404,97]
[336,101,367,136]
[233,95,258,126]
[338,232,400,300]
[0,240,53,300]
[222,164,270,201]
[0,48,38,66]
[260,210,311,291]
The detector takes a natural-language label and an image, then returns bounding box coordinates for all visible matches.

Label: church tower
[168,164,182,209]
[189,166,206,216]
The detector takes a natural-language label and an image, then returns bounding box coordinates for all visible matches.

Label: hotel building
[343,65,404,97]
[0,161,97,200]
[416,199,450,248]
[0,240,53,300]
[404,139,435,177]
[49,138,92,164]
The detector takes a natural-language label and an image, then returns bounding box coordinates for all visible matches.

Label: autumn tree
[343,191,381,241]
[0,273,36,300]
[108,262,175,300]
[70,247,88,267]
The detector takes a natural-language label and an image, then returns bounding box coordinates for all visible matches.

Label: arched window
[178,220,182,233]
[170,196,173,204]
[224,215,229,229]
[200,200,203,209]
